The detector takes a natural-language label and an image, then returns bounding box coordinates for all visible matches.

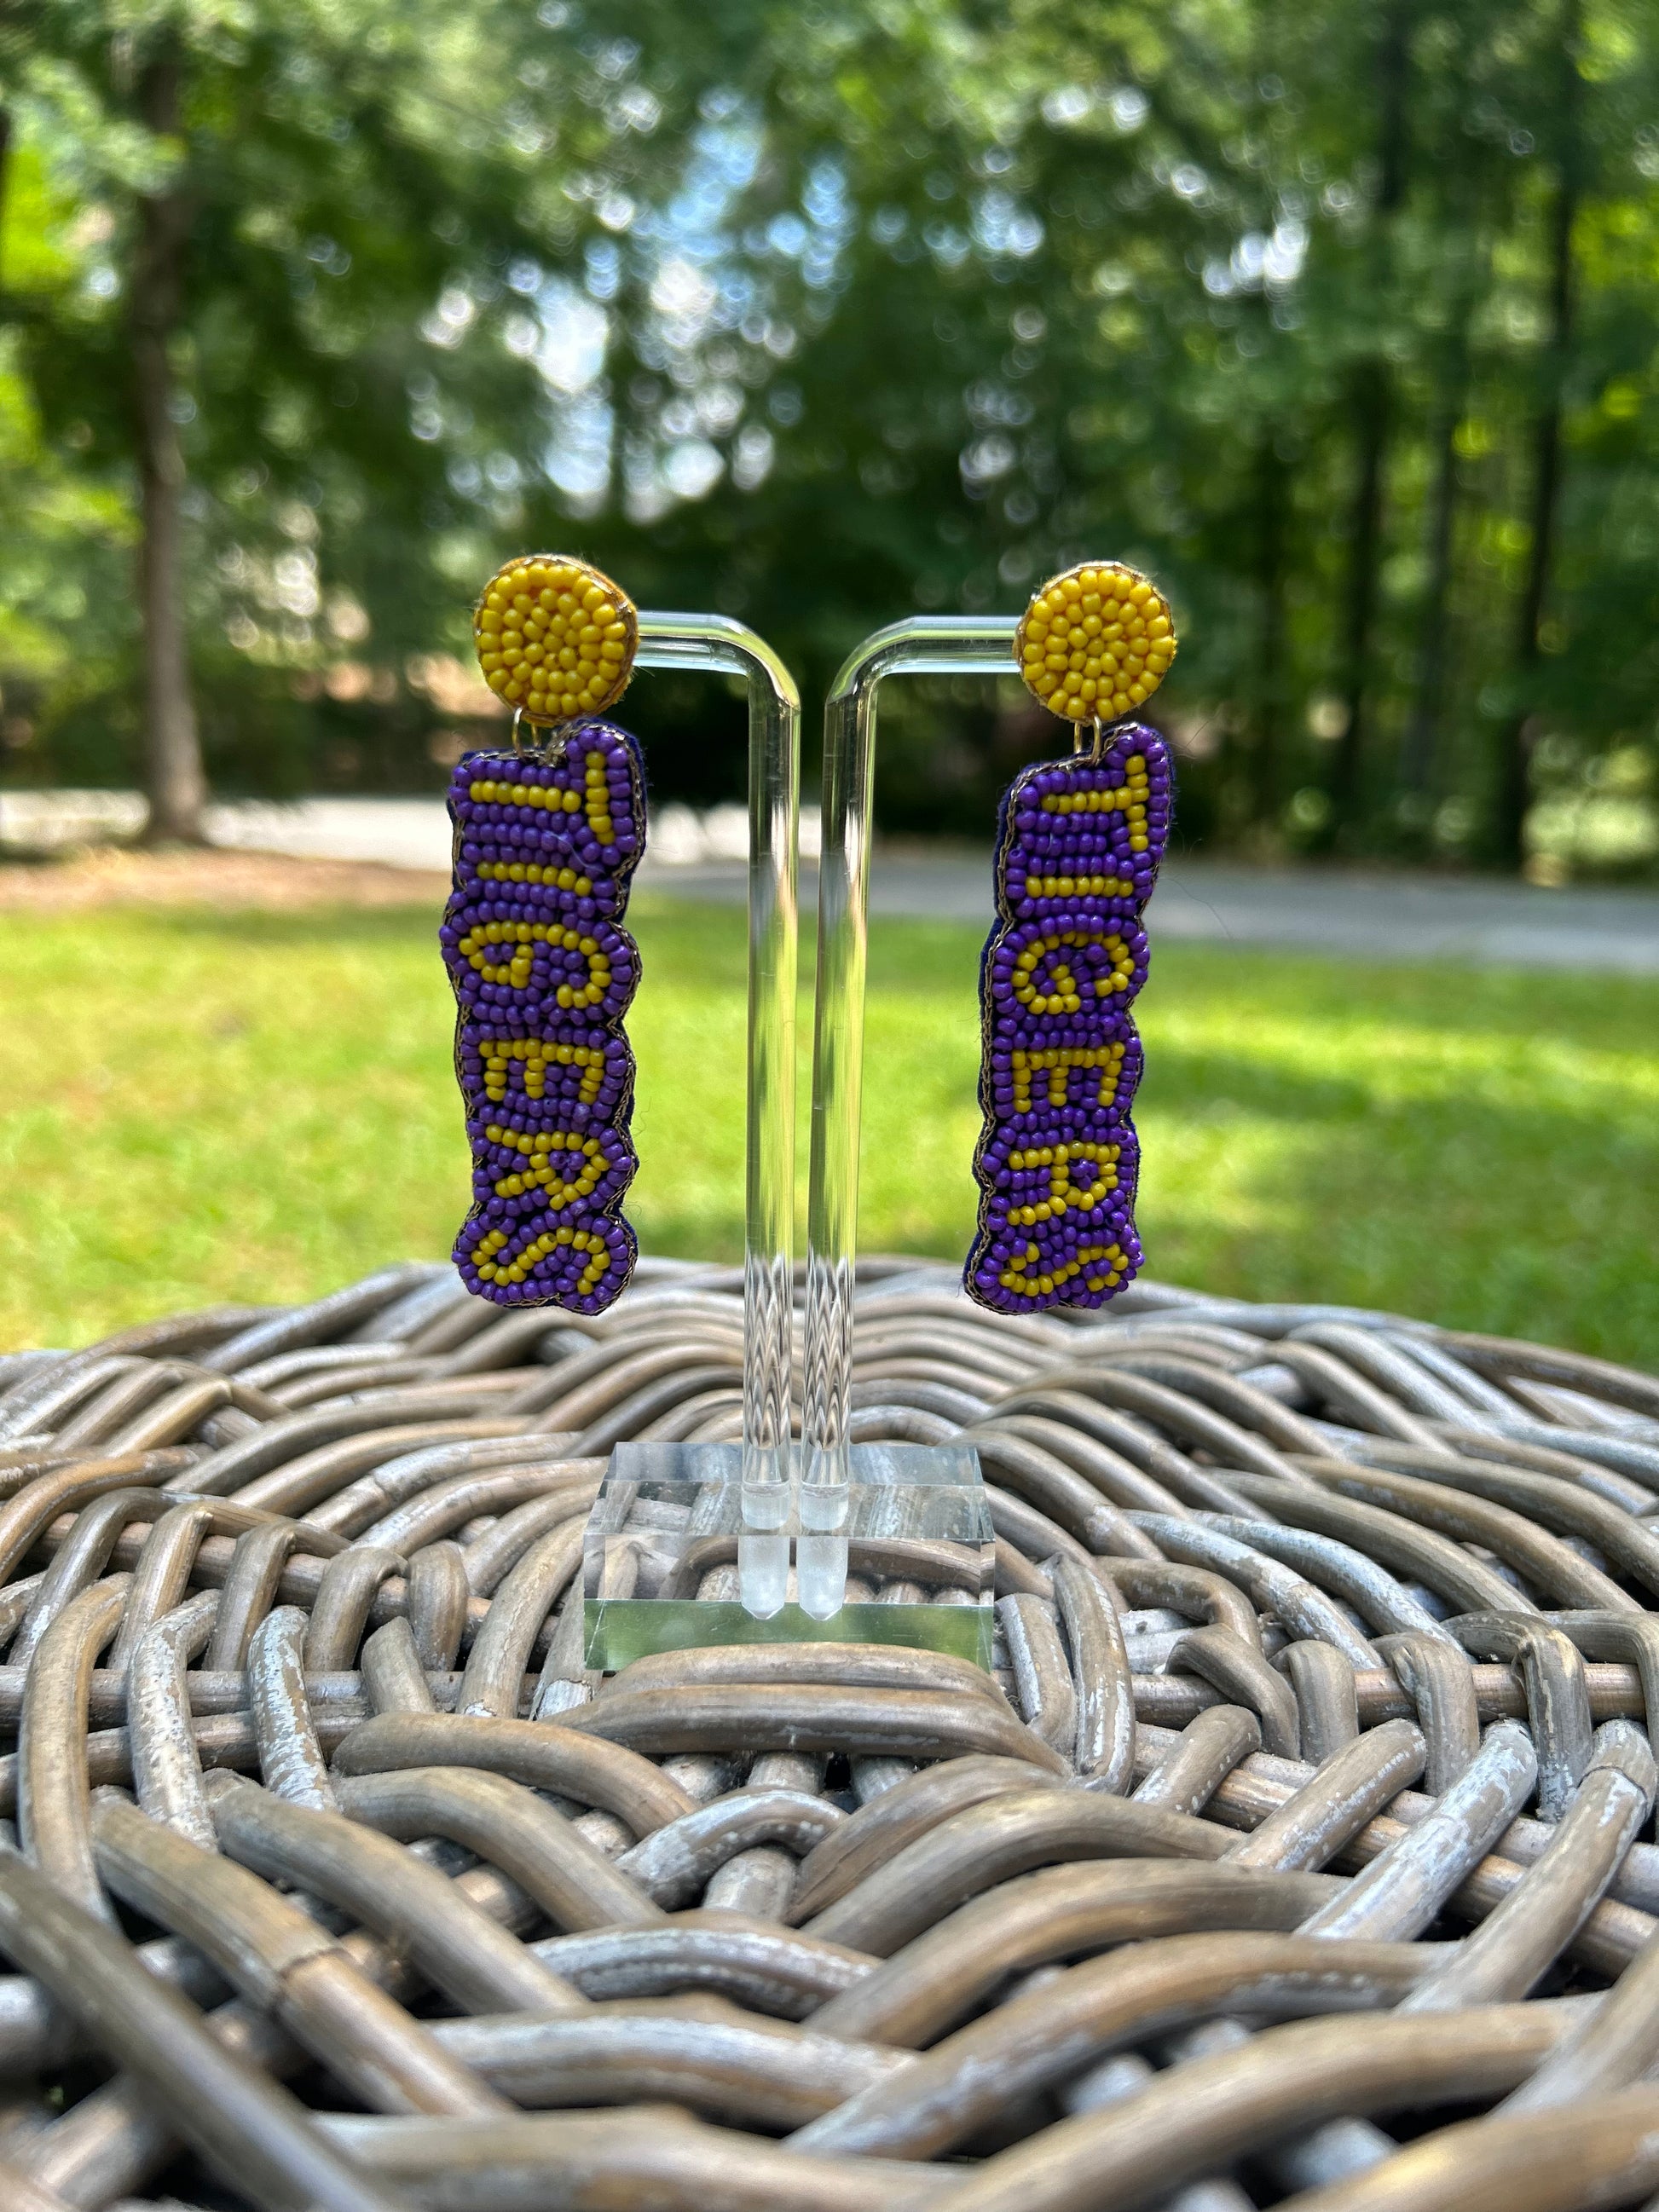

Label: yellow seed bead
[472,555,639,719]
[1018,561,1175,717]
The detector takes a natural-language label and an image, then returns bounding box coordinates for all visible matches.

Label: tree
[1324,0,1413,850]
[1491,0,1584,867]
[130,39,200,838]
[4,0,711,830]
[3,0,1657,877]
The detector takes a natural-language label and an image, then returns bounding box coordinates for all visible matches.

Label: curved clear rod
[797,615,1019,1620]
[636,614,801,1619]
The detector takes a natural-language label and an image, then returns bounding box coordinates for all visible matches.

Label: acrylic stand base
[582,1441,994,1672]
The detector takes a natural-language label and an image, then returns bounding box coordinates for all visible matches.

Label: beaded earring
[965,562,1176,1314]
[440,554,645,1314]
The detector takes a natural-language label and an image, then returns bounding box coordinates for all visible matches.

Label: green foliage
[0,897,1654,1363]
[2,0,1657,866]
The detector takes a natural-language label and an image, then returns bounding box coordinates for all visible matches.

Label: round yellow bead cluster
[473,556,637,723]
[1016,563,1176,722]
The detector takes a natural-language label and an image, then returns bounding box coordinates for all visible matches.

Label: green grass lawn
[2,892,1656,1367]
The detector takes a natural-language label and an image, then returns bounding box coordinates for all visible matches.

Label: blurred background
[6,0,1659,866]
[1,0,1656,1363]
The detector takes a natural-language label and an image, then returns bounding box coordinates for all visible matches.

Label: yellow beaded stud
[472,553,639,727]
[1014,561,1177,725]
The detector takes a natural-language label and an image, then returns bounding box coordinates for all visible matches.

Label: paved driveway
[659,851,1659,973]
[205,800,1659,972]
[7,791,1657,972]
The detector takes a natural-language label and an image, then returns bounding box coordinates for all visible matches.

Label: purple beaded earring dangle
[966,562,1176,1314]
[440,553,645,1314]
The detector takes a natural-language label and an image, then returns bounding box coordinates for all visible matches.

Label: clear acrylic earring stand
[583,612,1012,1669]
[581,612,801,1662]
[796,615,1020,1629]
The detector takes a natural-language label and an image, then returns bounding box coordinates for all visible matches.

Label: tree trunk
[1325,0,1413,849]
[1251,430,1289,832]
[1401,240,1480,818]
[131,51,205,844]
[1327,363,1390,840]
[1491,0,1581,872]
[1399,395,1460,816]
[0,111,12,273]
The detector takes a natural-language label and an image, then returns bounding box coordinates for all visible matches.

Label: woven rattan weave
[1,1256,1657,2211]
